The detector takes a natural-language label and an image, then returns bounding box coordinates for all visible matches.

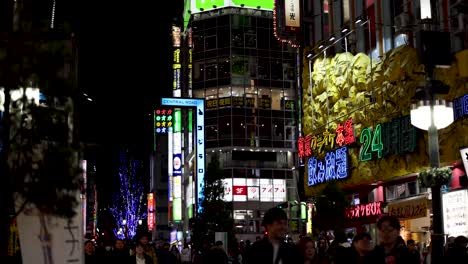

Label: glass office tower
[190,7,300,239]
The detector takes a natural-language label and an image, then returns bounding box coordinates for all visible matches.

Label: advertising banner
[443,189,468,237]
[190,0,275,14]
[222,178,287,202]
[388,196,428,220]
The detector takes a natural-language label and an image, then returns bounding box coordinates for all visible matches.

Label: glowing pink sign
[345,202,382,219]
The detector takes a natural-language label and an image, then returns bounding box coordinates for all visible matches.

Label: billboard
[161,98,205,214]
[223,178,287,202]
[187,0,275,14]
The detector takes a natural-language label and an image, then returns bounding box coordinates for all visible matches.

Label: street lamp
[410,96,454,263]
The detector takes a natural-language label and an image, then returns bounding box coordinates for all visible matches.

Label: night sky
[75,1,184,200]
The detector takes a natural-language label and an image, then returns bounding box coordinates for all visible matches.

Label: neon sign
[299,118,355,158]
[307,146,348,186]
[161,98,205,214]
[147,193,155,230]
[154,109,173,134]
[335,118,355,147]
[345,202,382,219]
[359,124,383,161]
[453,94,468,121]
[359,115,416,161]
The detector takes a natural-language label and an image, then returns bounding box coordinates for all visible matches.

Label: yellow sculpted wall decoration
[302,45,468,196]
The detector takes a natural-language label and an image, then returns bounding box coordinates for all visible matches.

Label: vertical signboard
[81,160,87,235]
[172,26,182,98]
[161,98,205,214]
[284,0,301,32]
[173,109,182,221]
[147,193,155,230]
[306,203,313,235]
[187,28,193,98]
[168,127,173,202]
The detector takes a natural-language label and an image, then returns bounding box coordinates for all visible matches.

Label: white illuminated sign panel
[460,147,468,173]
[223,178,233,202]
[161,98,205,213]
[222,178,287,202]
[248,186,260,201]
[285,0,300,31]
[443,189,468,237]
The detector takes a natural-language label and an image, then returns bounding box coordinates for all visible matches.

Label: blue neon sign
[308,146,349,186]
[161,98,205,214]
[453,94,468,121]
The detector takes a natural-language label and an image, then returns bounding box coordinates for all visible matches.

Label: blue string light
[110,152,147,239]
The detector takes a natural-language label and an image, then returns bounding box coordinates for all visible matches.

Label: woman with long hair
[298,236,320,264]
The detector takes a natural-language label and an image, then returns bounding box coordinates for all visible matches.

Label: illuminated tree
[109,151,147,239]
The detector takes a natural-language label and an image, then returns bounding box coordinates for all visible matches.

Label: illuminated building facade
[187,4,301,239]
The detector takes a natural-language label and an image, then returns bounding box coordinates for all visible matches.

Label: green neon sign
[359,115,416,161]
[231,0,274,9]
[359,125,383,161]
[194,0,274,11]
[174,109,182,133]
[195,0,224,10]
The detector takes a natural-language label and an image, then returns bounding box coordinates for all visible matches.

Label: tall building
[185,2,302,240]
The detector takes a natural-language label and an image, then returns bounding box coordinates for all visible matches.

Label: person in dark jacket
[334,232,373,264]
[406,239,421,264]
[245,207,302,264]
[130,241,154,264]
[204,241,229,264]
[366,216,411,264]
[112,239,130,264]
[445,235,468,264]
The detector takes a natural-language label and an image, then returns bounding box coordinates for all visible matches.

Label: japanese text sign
[308,146,349,186]
[299,118,355,158]
[346,202,382,219]
[388,196,427,220]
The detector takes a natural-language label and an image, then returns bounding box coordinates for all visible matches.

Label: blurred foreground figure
[244,207,302,264]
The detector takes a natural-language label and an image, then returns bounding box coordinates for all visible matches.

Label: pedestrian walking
[244,207,302,264]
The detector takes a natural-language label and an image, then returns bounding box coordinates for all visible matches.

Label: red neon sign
[233,186,247,195]
[148,212,155,230]
[299,118,355,158]
[147,193,155,230]
[345,202,382,219]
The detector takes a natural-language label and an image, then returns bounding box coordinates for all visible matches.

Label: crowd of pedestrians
[84,210,468,264]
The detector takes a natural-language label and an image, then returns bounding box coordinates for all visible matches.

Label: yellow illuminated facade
[302,46,468,196]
